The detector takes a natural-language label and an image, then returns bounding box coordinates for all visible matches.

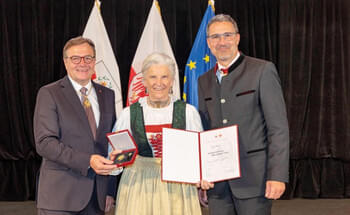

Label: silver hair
[63,36,96,58]
[206,14,239,36]
[141,52,176,79]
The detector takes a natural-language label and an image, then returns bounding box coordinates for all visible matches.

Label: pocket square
[236,90,256,97]
[247,147,267,154]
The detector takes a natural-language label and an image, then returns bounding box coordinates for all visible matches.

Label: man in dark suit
[34,36,117,215]
[198,14,289,215]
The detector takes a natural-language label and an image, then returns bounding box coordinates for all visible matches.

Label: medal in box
[107,130,138,167]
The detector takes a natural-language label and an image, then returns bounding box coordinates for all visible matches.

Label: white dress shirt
[216,52,241,83]
[68,76,100,127]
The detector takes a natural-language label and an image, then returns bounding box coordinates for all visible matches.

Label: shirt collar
[68,76,93,92]
[217,52,241,71]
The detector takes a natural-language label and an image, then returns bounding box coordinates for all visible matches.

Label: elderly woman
[110,52,203,215]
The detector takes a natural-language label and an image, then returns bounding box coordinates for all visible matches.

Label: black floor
[1,199,350,215]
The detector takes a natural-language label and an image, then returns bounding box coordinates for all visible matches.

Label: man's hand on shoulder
[90,154,116,175]
[265,180,286,200]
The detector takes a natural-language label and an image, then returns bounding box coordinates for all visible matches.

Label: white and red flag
[127,0,180,105]
[83,0,123,116]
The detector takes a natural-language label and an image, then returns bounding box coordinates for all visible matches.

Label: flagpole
[94,0,101,13]
[209,0,215,11]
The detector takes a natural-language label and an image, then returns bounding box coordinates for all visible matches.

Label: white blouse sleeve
[185,104,203,132]
[112,107,131,132]
[109,107,131,176]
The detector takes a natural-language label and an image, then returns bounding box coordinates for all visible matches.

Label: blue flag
[183,3,215,109]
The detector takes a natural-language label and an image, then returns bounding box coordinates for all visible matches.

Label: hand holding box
[107,130,138,167]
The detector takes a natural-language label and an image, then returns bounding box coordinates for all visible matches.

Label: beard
[217,54,232,62]
[215,45,234,62]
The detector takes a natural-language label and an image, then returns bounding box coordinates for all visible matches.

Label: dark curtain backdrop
[0,0,349,200]
[279,0,350,198]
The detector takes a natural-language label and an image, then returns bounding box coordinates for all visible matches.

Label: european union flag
[183,2,216,109]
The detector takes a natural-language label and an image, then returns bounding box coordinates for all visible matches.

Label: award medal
[83,99,91,108]
[81,85,93,108]
[117,154,125,161]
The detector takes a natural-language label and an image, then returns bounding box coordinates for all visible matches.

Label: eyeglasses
[66,55,95,64]
[207,32,237,42]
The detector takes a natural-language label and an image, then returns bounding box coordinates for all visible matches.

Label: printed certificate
[162,125,240,183]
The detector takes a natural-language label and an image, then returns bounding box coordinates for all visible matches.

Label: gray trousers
[208,181,272,215]
[37,181,104,215]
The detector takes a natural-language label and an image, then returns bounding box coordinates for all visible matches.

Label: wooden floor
[1,199,350,215]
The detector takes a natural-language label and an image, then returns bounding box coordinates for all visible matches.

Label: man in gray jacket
[198,14,289,215]
[34,36,117,215]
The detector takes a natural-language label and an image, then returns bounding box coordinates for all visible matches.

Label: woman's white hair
[141,52,176,78]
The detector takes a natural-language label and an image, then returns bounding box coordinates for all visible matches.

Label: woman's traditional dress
[113,96,203,215]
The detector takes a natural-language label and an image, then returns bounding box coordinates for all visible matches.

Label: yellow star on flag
[187,60,196,70]
[203,54,210,63]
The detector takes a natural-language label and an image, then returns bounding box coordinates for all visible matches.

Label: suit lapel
[93,82,104,138]
[206,68,220,98]
[60,76,95,140]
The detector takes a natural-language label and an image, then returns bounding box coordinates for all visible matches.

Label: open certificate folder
[162,125,241,184]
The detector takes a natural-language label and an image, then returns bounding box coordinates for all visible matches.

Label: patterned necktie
[80,87,97,140]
